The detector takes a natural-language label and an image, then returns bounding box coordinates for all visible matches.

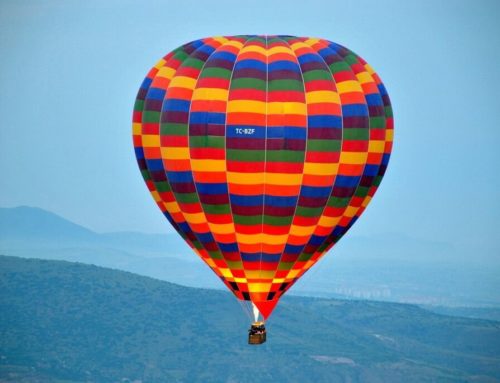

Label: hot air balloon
[132,35,393,344]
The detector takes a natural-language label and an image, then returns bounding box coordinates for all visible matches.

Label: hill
[0,255,499,382]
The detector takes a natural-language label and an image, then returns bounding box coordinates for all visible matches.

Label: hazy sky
[1,0,499,260]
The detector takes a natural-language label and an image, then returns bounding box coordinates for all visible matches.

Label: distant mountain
[0,255,499,383]
[0,206,191,258]
[1,206,499,309]
[0,206,222,289]
[0,206,94,241]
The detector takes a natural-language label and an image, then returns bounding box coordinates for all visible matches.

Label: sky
[1,0,499,265]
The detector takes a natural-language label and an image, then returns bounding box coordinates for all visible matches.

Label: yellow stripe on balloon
[245,270,271,279]
[336,80,363,94]
[303,162,339,176]
[304,260,315,269]
[164,201,181,214]
[268,46,293,55]
[287,269,300,279]
[236,233,289,245]
[263,233,289,245]
[227,172,264,185]
[223,40,244,50]
[303,38,321,46]
[236,233,261,245]
[344,206,358,218]
[268,102,307,115]
[362,196,372,207]
[356,72,373,84]
[208,223,236,235]
[227,100,266,113]
[305,90,340,104]
[132,123,141,135]
[318,215,341,228]
[339,152,368,165]
[161,147,190,160]
[266,173,302,185]
[289,224,316,236]
[368,140,385,153]
[386,129,394,141]
[192,88,228,101]
[219,268,233,278]
[151,191,161,203]
[247,283,272,293]
[213,36,229,44]
[169,76,197,89]
[364,64,376,75]
[183,212,206,224]
[191,159,226,172]
[240,44,267,56]
[153,58,166,70]
[141,135,160,147]
[157,66,177,80]
[205,258,216,268]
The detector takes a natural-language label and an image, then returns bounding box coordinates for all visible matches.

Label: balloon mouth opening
[252,302,260,322]
[251,299,278,320]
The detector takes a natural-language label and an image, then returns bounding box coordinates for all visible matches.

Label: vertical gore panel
[225,37,268,301]
[189,38,247,298]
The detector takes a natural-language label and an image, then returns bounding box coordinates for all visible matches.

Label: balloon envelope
[132,35,393,318]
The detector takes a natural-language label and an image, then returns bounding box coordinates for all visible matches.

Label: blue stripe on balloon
[147,87,166,101]
[167,171,193,183]
[301,186,332,198]
[261,253,281,262]
[241,252,261,262]
[363,164,379,176]
[190,39,204,49]
[377,83,388,96]
[308,115,342,128]
[230,194,262,206]
[141,77,152,89]
[145,159,164,171]
[234,59,266,72]
[197,232,215,243]
[163,99,190,112]
[334,175,361,188]
[267,126,306,139]
[309,235,326,246]
[178,222,192,233]
[365,94,383,106]
[219,242,239,252]
[134,147,144,160]
[332,226,345,237]
[297,53,323,64]
[284,244,304,254]
[268,60,300,72]
[197,44,216,55]
[381,153,390,166]
[196,183,228,195]
[342,104,368,117]
[190,112,226,124]
[210,51,237,62]
[265,195,297,207]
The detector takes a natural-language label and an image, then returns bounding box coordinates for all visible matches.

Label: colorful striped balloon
[132,35,393,319]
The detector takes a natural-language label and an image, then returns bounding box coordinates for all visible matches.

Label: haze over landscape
[1,206,499,313]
